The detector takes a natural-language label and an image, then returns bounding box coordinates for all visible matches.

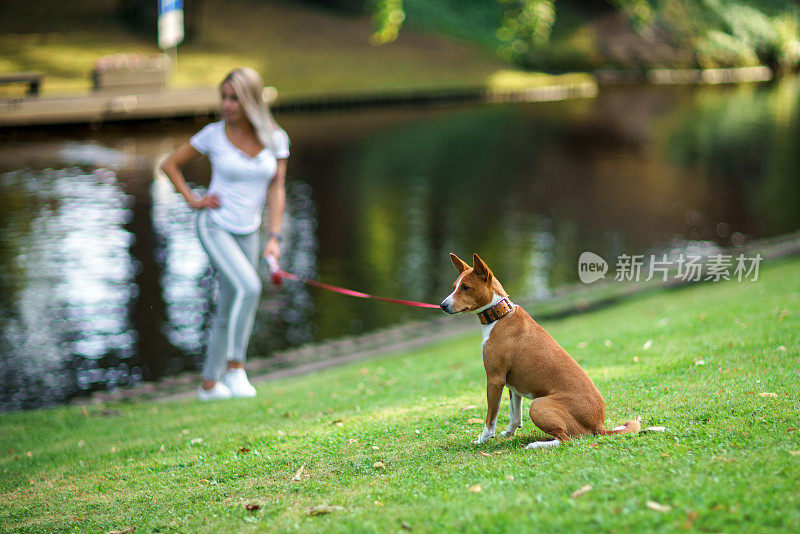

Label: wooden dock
[0,65,772,129]
[0,88,221,128]
[0,82,598,129]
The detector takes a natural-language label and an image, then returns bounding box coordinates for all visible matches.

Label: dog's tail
[599,415,642,435]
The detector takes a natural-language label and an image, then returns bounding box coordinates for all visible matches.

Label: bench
[93,56,166,93]
[0,72,43,95]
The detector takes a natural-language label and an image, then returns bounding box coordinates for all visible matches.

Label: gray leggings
[196,210,262,381]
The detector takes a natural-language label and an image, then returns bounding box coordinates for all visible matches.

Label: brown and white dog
[440,253,643,450]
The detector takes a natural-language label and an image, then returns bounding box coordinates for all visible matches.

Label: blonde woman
[161,67,289,400]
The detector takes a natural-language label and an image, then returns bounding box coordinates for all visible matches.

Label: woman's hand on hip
[189,194,221,210]
[263,238,281,262]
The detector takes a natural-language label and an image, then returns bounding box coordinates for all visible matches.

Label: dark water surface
[2,80,799,410]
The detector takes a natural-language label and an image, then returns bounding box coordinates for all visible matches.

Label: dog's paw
[473,427,495,444]
[500,424,521,437]
[525,439,561,450]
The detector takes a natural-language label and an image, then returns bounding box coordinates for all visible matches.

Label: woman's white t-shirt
[190,121,289,234]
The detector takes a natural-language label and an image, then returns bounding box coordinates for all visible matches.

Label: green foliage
[496,0,557,61]
[679,0,799,68]
[370,0,407,44]
[368,0,800,70]
[608,0,655,33]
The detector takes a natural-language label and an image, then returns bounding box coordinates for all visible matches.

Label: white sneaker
[222,368,257,398]
[197,382,232,401]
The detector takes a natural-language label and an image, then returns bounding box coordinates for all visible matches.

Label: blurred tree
[369,0,800,70]
[117,0,203,43]
[496,0,557,61]
[371,0,407,44]
[606,0,654,33]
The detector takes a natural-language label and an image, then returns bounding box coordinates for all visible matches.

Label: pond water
[2,79,799,410]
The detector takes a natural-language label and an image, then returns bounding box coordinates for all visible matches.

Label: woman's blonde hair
[221,67,287,154]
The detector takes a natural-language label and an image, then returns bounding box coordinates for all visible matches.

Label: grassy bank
[0,0,592,98]
[2,257,799,532]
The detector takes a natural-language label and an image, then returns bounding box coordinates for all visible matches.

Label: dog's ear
[472,253,493,283]
[450,253,470,273]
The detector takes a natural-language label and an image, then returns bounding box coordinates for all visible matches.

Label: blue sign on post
[158,0,184,50]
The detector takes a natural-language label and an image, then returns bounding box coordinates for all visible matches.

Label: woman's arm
[160,143,220,210]
[263,158,288,260]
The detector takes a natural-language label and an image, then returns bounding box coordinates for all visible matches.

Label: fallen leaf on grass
[694,360,705,366]
[460,405,478,412]
[244,503,260,512]
[348,439,359,445]
[647,501,672,512]
[106,528,135,534]
[291,464,305,482]
[571,485,592,498]
[330,418,344,426]
[469,485,482,493]
[239,447,250,453]
[643,426,666,433]
[789,451,800,456]
[506,475,515,481]
[643,340,653,350]
[711,454,735,463]
[306,505,344,516]
[683,510,699,529]
[401,522,413,530]
[190,438,203,445]
[478,452,491,457]
[787,428,796,432]
[374,500,383,507]
[373,462,386,470]
[466,419,483,424]
[757,392,777,398]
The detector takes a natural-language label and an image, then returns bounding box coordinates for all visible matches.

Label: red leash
[263,257,440,309]
[279,270,441,308]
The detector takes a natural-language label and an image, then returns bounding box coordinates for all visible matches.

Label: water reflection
[1,78,799,410]
[150,172,210,361]
[0,165,139,409]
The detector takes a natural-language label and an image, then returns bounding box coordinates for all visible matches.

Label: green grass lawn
[2,257,799,532]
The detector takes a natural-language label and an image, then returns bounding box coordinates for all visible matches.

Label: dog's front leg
[500,389,523,437]
[473,378,504,445]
